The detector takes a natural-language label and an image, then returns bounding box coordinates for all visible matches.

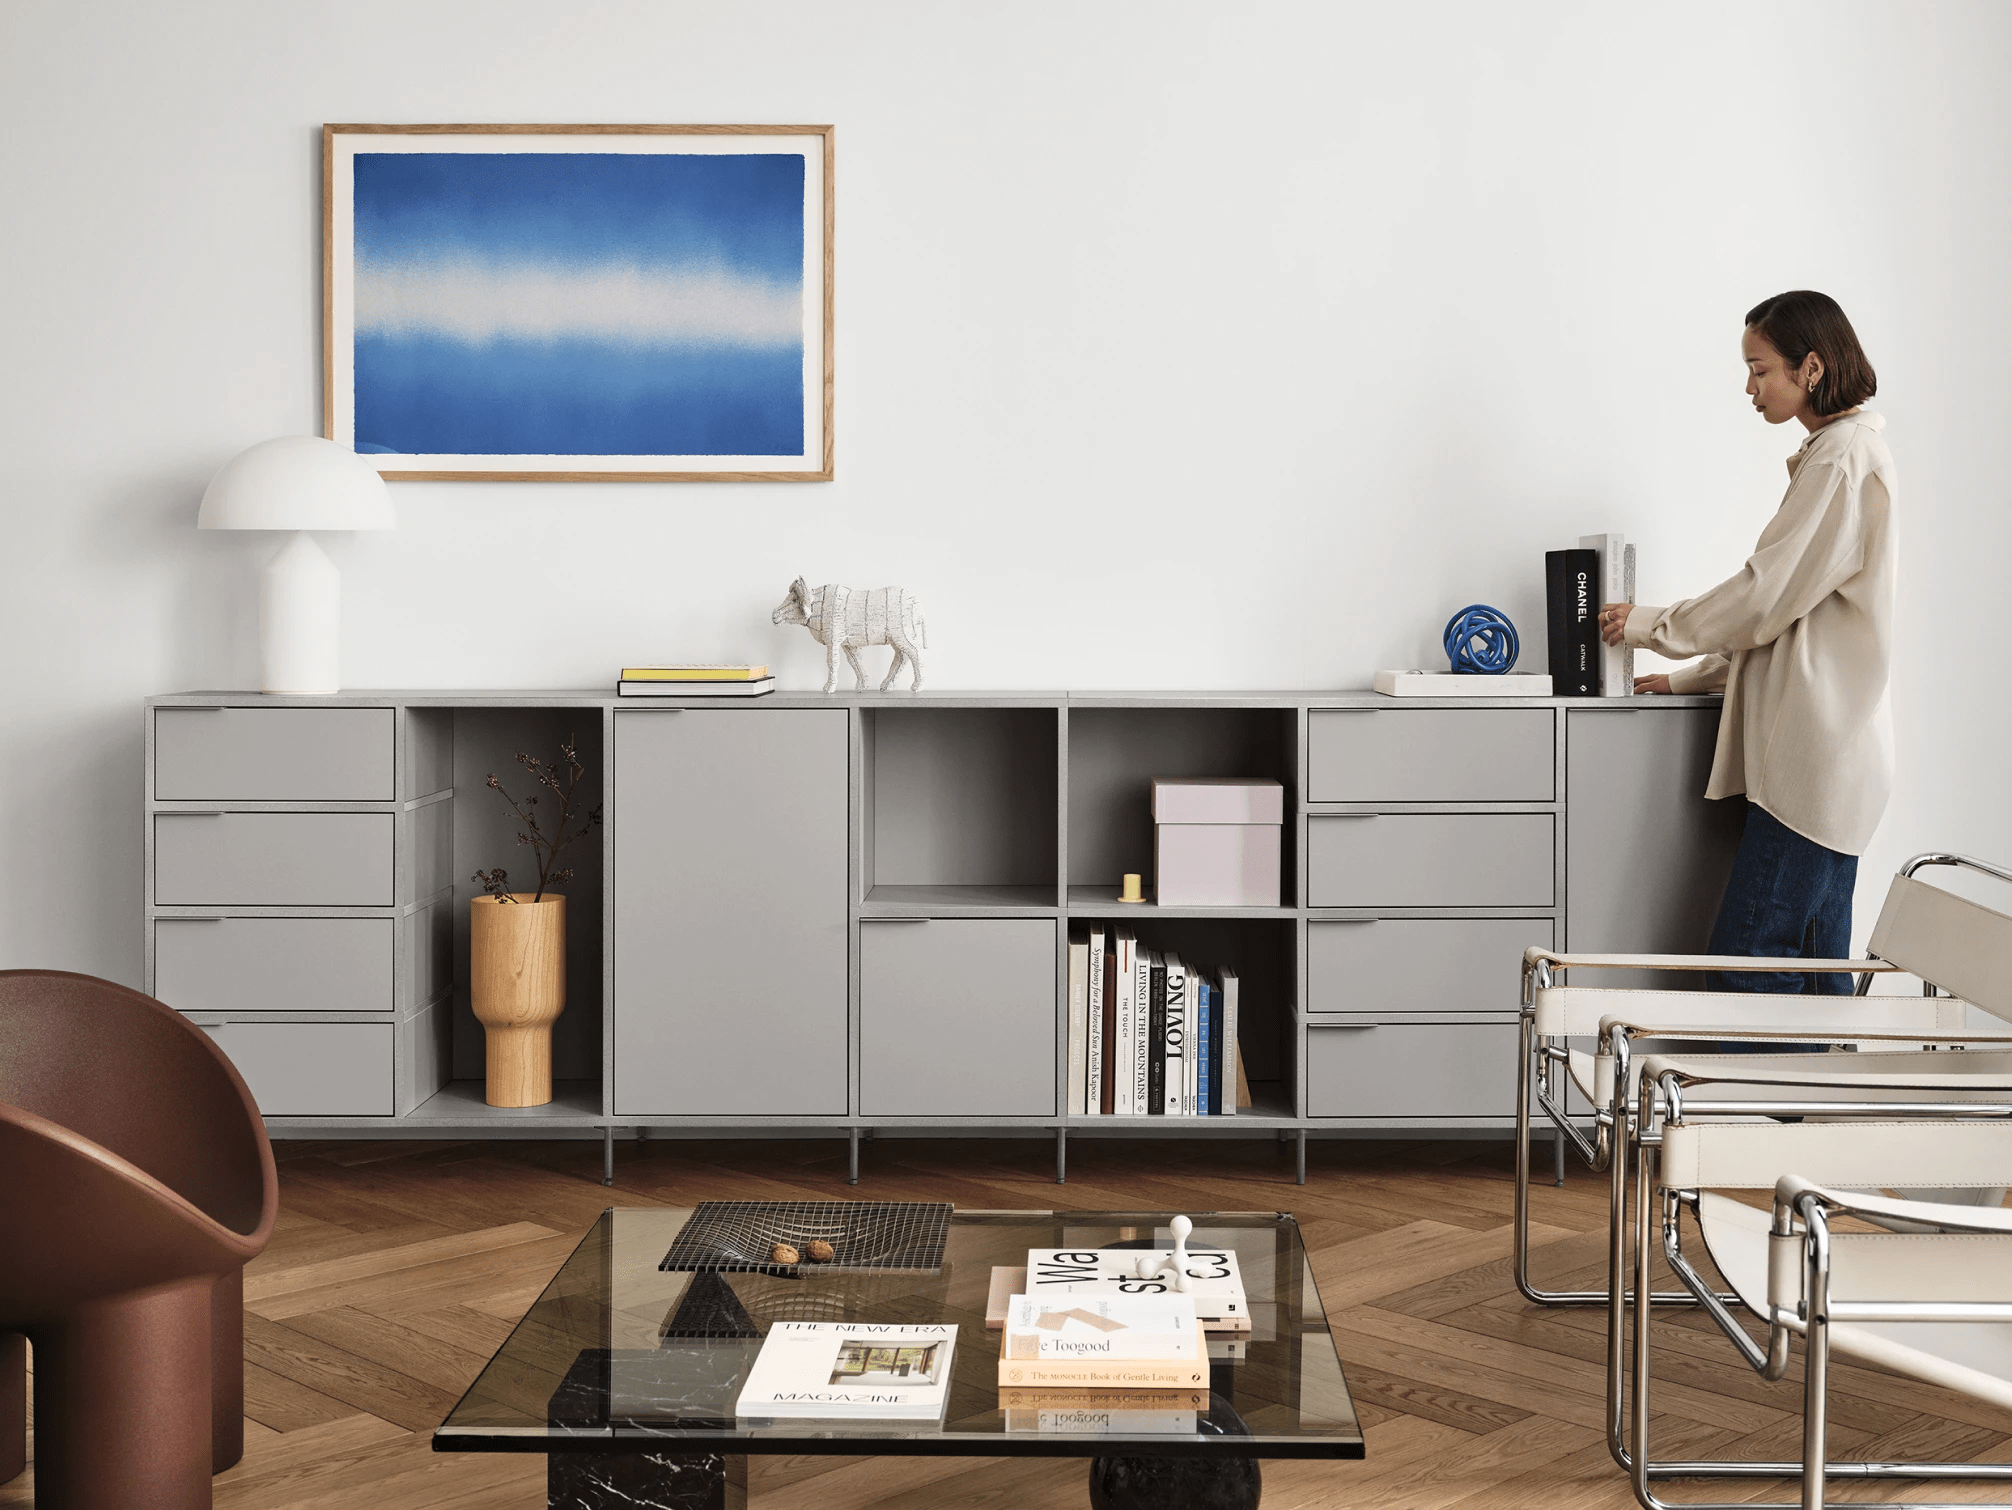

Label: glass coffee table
[435,1207,1362,1509]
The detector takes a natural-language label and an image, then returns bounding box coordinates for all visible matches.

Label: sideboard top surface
[149,688,1725,710]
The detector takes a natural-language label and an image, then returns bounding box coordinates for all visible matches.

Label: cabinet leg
[1295,1130,1306,1186]
[1055,1126,1067,1184]
[603,1127,614,1188]
[1554,1128,1566,1188]
[848,1128,860,1186]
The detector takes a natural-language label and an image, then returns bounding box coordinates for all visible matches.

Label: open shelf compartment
[861,706,1060,907]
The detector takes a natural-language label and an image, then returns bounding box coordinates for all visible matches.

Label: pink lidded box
[1151,778,1283,907]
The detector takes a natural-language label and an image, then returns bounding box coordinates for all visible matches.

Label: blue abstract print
[352,153,806,457]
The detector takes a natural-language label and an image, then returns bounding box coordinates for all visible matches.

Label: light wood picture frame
[322,124,834,482]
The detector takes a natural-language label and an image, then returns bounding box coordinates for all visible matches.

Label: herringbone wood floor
[6,1135,2011,1508]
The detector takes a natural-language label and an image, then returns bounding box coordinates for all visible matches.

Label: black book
[1147,950,1167,1115]
[1545,548,1602,697]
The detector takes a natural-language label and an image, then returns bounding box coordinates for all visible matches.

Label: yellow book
[620,664,770,682]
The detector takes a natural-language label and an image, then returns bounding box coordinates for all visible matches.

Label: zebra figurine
[771,578,927,693]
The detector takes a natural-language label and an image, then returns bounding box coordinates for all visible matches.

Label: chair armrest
[1523,946,1902,974]
[1777,1175,2012,1236]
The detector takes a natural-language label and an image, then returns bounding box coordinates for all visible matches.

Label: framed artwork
[322,124,833,481]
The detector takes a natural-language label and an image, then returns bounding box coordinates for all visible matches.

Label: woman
[1599,290,1894,993]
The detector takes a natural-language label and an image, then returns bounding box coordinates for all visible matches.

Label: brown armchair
[0,969,277,1510]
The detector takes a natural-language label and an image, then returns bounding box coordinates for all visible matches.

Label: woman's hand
[1633,673,1673,694]
[1598,603,1632,647]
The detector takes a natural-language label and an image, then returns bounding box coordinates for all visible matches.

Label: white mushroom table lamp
[198,436,395,694]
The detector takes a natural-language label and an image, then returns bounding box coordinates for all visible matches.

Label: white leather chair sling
[1514,852,2012,1309]
[1631,1103,2012,1510]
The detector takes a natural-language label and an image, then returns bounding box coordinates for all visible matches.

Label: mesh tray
[658,1199,953,1278]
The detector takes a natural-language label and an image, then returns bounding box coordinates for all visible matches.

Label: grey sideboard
[143,689,1740,1182]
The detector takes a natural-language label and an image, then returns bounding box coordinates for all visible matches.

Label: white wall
[3,0,2008,983]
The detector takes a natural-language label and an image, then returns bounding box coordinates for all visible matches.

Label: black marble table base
[1088,1453,1262,1510]
[548,1450,745,1510]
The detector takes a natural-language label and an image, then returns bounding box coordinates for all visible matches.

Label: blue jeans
[1705,801,1859,995]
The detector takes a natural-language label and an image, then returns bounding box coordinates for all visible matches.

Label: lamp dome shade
[198,436,395,531]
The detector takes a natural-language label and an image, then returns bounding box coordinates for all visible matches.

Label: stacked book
[996,1292,1209,1391]
[618,664,775,697]
[1066,926,1249,1117]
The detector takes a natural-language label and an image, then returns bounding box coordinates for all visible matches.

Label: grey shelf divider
[143,688,1737,1180]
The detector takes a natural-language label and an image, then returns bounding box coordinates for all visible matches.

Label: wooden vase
[469,893,566,1108]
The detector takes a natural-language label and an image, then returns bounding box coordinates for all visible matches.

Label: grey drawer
[1308,917,1554,1016]
[1307,1022,1519,1118]
[155,707,394,800]
[154,812,394,905]
[1308,813,1553,908]
[198,1020,393,1116]
[860,918,1057,1117]
[155,916,395,1014]
[1308,708,1554,802]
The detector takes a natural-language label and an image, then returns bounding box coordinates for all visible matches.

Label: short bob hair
[1745,290,1877,417]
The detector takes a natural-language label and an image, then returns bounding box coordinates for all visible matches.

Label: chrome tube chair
[1628,1079,2012,1510]
[1602,855,2012,1506]
[1515,852,2012,1307]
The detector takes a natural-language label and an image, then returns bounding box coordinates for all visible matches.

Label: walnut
[805,1239,835,1263]
[769,1242,800,1265]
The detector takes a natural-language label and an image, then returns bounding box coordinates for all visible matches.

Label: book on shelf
[1112,931,1136,1115]
[621,664,771,681]
[1099,931,1117,1114]
[1580,532,1636,698]
[996,1329,1209,1389]
[1545,547,1601,697]
[1001,1293,1201,1362]
[1146,950,1167,1116]
[1197,979,1213,1117]
[1066,932,1089,1117]
[1184,964,1200,1114]
[1001,1389,1206,1434]
[1215,974,1231,1119]
[619,677,775,698]
[734,1322,957,1420]
[1161,954,1186,1115]
[1132,944,1152,1116]
[1084,926,1106,1118]
[1025,1243,1250,1332]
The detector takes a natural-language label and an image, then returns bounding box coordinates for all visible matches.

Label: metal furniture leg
[1056,1125,1067,1184]
[602,1127,614,1187]
[1554,1127,1566,1187]
[1295,1129,1306,1185]
[848,1128,860,1185]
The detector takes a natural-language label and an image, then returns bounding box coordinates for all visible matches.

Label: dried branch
[479,733,603,902]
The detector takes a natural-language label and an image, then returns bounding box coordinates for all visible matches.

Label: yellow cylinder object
[469,893,566,1108]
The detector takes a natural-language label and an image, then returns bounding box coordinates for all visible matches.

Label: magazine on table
[734,1322,957,1421]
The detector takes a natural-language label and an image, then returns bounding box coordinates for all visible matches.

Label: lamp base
[261,531,341,694]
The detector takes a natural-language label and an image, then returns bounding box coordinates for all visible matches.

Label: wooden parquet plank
[241,1314,462,1433]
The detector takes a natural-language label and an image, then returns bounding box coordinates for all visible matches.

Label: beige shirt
[1625,411,1896,855]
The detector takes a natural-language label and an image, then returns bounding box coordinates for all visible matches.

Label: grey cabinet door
[1307,1022,1518,1118]
[859,919,1057,1117]
[1566,706,1742,960]
[613,709,849,1117]
[154,706,395,800]
[1307,814,1554,908]
[1307,918,1553,1016]
[1308,708,1554,802]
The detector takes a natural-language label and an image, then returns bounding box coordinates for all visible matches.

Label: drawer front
[155,707,394,800]
[1308,917,1554,1015]
[1308,814,1553,908]
[199,1021,393,1116]
[154,812,395,905]
[1308,708,1554,802]
[860,918,1058,1117]
[1307,1022,1518,1118]
[155,916,395,1014]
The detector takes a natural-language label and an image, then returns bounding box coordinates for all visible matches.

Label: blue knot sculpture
[1443,604,1519,675]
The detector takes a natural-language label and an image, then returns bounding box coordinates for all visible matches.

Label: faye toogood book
[1024,1243,1250,1332]
[1545,547,1602,697]
[1002,1293,1202,1362]
[996,1328,1209,1389]
[734,1322,957,1420]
